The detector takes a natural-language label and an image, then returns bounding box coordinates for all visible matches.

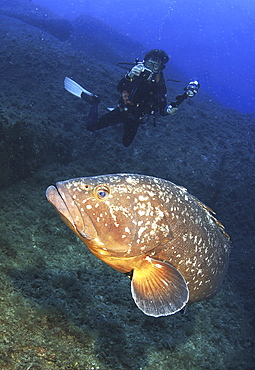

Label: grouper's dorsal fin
[191,195,230,240]
[131,256,189,317]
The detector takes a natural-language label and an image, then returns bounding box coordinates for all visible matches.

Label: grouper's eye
[94,185,110,200]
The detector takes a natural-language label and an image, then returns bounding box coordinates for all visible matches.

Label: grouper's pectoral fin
[131,256,189,317]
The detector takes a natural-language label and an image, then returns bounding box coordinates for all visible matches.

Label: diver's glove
[127,64,145,78]
[185,80,200,97]
[165,104,178,115]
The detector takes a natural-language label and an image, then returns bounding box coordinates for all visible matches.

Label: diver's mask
[144,58,163,74]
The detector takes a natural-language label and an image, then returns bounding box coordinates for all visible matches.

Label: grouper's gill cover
[46,173,231,317]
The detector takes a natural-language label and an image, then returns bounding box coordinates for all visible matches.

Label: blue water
[34,0,255,114]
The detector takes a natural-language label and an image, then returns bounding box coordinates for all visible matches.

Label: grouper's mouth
[46,182,98,241]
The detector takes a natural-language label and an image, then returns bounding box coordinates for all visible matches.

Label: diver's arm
[165,80,200,115]
[125,64,145,80]
[117,77,133,92]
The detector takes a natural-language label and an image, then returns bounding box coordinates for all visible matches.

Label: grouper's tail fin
[64,77,93,98]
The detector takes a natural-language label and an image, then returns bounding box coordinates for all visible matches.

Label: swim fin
[64,77,100,104]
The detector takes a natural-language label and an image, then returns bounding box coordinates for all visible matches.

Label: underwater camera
[135,61,156,81]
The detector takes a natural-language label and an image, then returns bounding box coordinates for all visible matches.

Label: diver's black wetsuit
[86,73,169,147]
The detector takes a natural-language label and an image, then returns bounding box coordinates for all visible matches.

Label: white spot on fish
[138,195,149,201]
[126,176,140,185]
[94,237,104,246]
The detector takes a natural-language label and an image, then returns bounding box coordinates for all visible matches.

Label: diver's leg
[122,120,140,147]
[86,107,122,131]
[86,104,99,130]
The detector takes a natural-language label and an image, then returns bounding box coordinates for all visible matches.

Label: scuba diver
[64,49,200,147]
